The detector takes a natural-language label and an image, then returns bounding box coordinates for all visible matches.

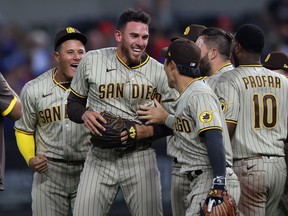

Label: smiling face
[115,21,149,66]
[54,39,86,81]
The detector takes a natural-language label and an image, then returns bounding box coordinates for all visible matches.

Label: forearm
[67,93,87,123]
[15,129,35,165]
[136,124,173,141]
[204,129,226,178]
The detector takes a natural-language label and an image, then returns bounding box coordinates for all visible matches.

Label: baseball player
[215,24,288,215]
[67,9,176,216]
[14,27,90,215]
[195,27,234,90]
[0,73,22,191]
[137,39,240,215]
[168,23,207,216]
[262,51,288,216]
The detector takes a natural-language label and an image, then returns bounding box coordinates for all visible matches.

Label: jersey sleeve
[0,73,17,116]
[215,74,239,124]
[70,52,91,98]
[14,84,37,133]
[189,93,224,135]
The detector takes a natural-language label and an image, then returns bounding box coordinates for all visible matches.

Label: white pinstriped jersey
[14,69,90,161]
[215,65,288,159]
[70,47,176,123]
[204,63,234,90]
[167,79,233,172]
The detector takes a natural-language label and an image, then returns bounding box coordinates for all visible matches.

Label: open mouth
[71,63,79,68]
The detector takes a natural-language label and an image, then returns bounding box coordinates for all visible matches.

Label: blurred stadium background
[0,0,287,215]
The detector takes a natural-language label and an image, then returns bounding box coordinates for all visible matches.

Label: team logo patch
[199,111,213,123]
[219,98,227,113]
[129,126,136,139]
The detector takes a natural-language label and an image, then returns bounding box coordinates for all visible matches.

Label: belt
[187,170,203,181]
[110,142,151,152]
[47,157,85,165]
[234,155,281,162]
[174,158,231,168]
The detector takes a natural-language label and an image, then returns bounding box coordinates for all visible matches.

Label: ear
[209,48,217,60]
[114,30,121,43]
[53,52,60,64]
[170,60,177,71]
[234,42,241,54]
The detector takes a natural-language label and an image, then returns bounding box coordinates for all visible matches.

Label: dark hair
[165,58,201,78]
[199,27,233,59]
[117,8,151,30]
[234,24,265,54]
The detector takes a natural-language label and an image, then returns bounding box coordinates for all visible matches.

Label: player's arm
[67,91,107,135]
[67,91,87,123]
[201,129,226,178]
[226,121,237,139]
[14,129,48,173]
[135,124,173,141]
[137,99,173,128]
[0,73,22,121]
[14,129,35,164]
[136,99,173,140]
[3,96,22,121]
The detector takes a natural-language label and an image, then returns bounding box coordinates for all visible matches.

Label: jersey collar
[116,51,150,70]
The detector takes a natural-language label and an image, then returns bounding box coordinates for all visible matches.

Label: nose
[135,37,146,48]
[73,53,82,60]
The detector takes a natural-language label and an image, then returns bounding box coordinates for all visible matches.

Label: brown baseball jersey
[70,47,176,216]
[14,69,90,215]
[215,65,288,215]
[167,79,233,171]
[216,65,288,159]
[167,79,239,214]
[14,69,90,160]
[0,73,18,191]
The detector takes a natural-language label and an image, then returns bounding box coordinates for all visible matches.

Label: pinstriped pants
[278,145,288,216]
[233,156,287,216]
[170,162,190,216]
[31,160,84,216]
[73,146,163,216]
[185,167,240,216]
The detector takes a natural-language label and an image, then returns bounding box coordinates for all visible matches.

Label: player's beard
[121,44,142,66]
[199,53,211,76]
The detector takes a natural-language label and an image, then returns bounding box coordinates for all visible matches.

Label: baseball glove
[90,111,137,149]
[200,189,239,216]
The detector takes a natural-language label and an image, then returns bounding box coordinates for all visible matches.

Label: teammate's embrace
[67,9,176,216]
[215,24,288,215]
[137,38,239,215]
[14,27,90,216]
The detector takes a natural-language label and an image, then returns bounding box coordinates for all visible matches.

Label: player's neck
[176,76,194,93]
[239,53,261,65]
[53,68,72,84]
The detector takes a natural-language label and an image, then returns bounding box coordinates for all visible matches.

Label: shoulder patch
[199,111,213,123]
[219,98,227,113]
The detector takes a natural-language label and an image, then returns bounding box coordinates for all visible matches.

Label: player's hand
[120,130,129,144]
[135,124,154,140]
[28,154,48,173]
[137,99,169,125]
[82,110,107,135]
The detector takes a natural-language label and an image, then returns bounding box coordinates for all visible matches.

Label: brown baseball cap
[171,24,207,42]
[263,52,288,72]
[160,38,200,68]
[54,27,87,51]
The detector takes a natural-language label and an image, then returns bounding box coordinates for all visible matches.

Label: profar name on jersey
[242,75,281,89]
